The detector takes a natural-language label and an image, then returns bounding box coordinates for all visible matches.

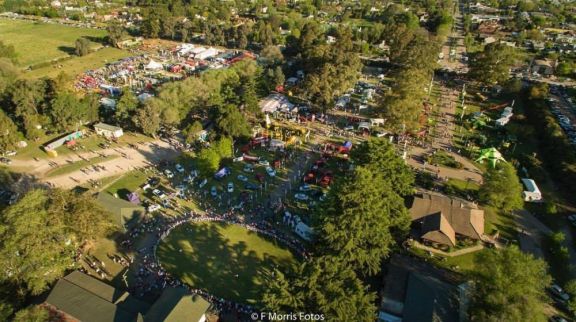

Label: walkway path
[8,139,179,188]
[411,240,484,257]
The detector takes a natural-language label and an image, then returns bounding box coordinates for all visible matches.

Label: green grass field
[157,221,298,305]
[22,47,130,79]
[0,19,108,67]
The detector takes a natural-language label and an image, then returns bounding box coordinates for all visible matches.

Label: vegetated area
[0,18,130,79]
[157,221,298,304]
[22,47,129,79]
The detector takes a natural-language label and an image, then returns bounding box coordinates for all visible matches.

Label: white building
[521,178,543,202]
[94,123,124,138]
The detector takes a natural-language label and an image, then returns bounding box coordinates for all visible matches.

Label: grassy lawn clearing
[105,169,149,198]
[46,155,118,178]
[22,47,130,79]
[0,19,107,67]
[157,221,298,305]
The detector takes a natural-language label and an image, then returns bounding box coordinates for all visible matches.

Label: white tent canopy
[145,60,163,70]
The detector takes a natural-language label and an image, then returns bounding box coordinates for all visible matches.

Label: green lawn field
[157,221,298,305]
[0,19,108,67]
[22,47,130,79]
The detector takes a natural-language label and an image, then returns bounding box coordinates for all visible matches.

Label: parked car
[258,159,270,166]
[210,186,218,197]
[175,164,185,173]
[243,164,254,173]
[147,204,161,212]
[568,214,576,227]
[164,169,174,178]
[148,177,160,186]
[344,125,354,131]
[237,175,248,182]
[294,193,309,201]
[550,284,570,302]
[244,183,259,190]
[198,178,208,188]
[227,182,234,193]
[265,166,276,177]
[299,184,311,192]
[152,189,166,199]
[0,157,11,165]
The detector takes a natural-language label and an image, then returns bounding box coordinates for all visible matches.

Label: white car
[294,193,309,201]
[164,169,174,178]
[258,159,270,166]
[152,189,166,199]
[147,204,161,212]
[175,164,185,173]
[237,174,248,182]
[265,166,276,177]
[227,182,234,193]
[375,131,388,138]
[344,125,354,131]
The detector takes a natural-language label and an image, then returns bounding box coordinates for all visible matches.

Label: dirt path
[8,139,180,189]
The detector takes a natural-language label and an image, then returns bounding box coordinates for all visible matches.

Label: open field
[0,19,108,67]
[157,221,298,304]
[22,47,130,79]
[45,155,118,178]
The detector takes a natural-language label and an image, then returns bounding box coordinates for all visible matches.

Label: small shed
[521,178,542,202]
[94,123,124,138]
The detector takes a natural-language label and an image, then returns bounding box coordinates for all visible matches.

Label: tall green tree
[214,104,250,138]
[13,305,49,322]
[264,256,377,322]
[351,138,415,196]
[470,246,551,322]
[115,91,138,126]
[0,40,17,63]
[469,43,517,85]
[106,21,125,48]
[133,101,161,137]
[74,38,90,56]
[0,189,113,295]
[479,162,523,212]
[0,109,19,152]
[183,121,203,145]
[316,166,410,275]
[49,92,86,131]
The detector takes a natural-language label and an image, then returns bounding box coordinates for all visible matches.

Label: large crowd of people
[118,205,309,315]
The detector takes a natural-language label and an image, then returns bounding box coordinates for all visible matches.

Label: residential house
[379,255,469,322]
[408,193,484,249]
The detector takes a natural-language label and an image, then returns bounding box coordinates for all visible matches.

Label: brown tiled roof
[410,193,484,243]
[422,212,456,246]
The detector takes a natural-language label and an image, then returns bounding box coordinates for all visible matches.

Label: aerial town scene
[0,0,575,321]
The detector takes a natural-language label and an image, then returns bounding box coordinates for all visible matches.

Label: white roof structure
[521,178,542,202]
[195,47,219,60]
[259,94,294,114]
[189,46,206,55]
[145,60,163,70]
[495,117,510,126]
